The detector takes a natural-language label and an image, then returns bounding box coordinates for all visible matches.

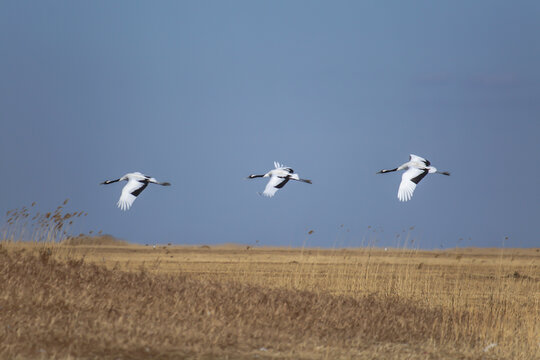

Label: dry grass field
[0,203,538,359]
[1,239,539,360]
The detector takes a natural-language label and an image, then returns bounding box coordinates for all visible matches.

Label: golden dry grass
[1,240,538,359]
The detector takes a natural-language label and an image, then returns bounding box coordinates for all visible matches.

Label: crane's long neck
[248,174,265,179]
[377,167,398,174]
[101,178,121,185]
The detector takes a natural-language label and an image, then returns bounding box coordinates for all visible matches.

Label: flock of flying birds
[101,154,450,210]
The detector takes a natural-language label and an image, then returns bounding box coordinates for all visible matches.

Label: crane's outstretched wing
[273,161,295,173]
[262,175,289,197]
[398,168,428,202]
[409,154,430,167]
[117,179,148,210]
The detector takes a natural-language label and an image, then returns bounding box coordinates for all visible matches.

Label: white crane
[377,154,450,202]
[247,162,312,197]
[100,172,171,210]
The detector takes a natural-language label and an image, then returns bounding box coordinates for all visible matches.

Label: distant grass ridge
[61,234,128,246]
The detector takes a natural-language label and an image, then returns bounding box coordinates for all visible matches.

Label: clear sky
[1,1,539,248]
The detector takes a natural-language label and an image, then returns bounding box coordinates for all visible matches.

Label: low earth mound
[0,247,495,359]
[61,234,128,246]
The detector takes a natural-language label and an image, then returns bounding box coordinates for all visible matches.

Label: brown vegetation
[1,203,538,359]
[1,242,538,359]
[61,234,128,246]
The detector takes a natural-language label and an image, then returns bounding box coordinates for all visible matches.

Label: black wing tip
[410,169,429,184]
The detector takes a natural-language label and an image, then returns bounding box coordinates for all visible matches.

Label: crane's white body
[377,154,450,202]
[247,162,312,197]
[101,172,171,210]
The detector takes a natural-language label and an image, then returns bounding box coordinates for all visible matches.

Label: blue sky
[1,1,539,248]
